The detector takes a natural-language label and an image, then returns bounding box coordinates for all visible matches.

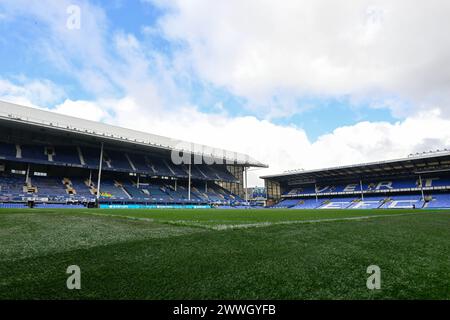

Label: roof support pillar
[188,163,191,201]
[244,166,248,203]
[360,179,364,201]
[25,163,30,185]
[418,174,425,201]
[314,183,318,203]
[96,142,104,204]
[137,174,140,188]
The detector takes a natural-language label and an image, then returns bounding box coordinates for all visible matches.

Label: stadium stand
[53,146,81,165]
[348,196,386,209]
[0,203,28,209]
[0,101,268,208]
[68,177,95,200]
[283,178,450,197]
[426,194,450,208]
[263,150,450,209]
[0,142,17,158]
[291,198,325,209]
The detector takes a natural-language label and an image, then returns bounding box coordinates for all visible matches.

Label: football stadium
[2,1,450,306]
[1,101,449,300]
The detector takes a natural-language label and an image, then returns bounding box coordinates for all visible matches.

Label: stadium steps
[196,167,209,179]
[103,153,113,169]
[125,153,137,171]
[77,146,86,165]
[63,178,77,195]
[114,180,133,200]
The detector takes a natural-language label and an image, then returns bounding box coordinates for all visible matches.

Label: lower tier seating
[277,194,450,209]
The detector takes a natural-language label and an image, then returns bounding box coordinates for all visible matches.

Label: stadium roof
[261,151,450,183]
[0,100,267,168]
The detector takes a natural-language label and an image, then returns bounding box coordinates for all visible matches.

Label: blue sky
[1,0,449,185]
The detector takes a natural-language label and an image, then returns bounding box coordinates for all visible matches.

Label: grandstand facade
[0,101,267,208]
[262,152,450,209]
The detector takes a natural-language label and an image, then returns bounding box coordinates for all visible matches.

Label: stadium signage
[173,304,208,317]
[100,204,212,209]
[172,304,276,317]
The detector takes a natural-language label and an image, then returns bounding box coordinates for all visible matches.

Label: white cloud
[0,77,64,106]
[150,0,450,117]
[0,0,116,96]
[52,99,112,122]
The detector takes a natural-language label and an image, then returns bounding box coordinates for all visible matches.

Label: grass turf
[0,208,449,299]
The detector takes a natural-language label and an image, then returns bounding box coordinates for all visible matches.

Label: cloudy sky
[1,0,450,186]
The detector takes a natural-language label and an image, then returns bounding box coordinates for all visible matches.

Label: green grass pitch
[1,208,449,299]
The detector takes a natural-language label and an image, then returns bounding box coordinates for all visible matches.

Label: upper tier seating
[278,193,450,209]
[0,142,238,182]
[127,154,150,172]
[21,145,49,161]
[103,151,133,171]
[348,196,386,209]
[81,147,101,167]
[285,177,450,196]
[0,143,16,158]
[211,166,239,181]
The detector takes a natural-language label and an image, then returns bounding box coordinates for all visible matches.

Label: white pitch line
[79,211,429,231]
[207,212,425,231]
